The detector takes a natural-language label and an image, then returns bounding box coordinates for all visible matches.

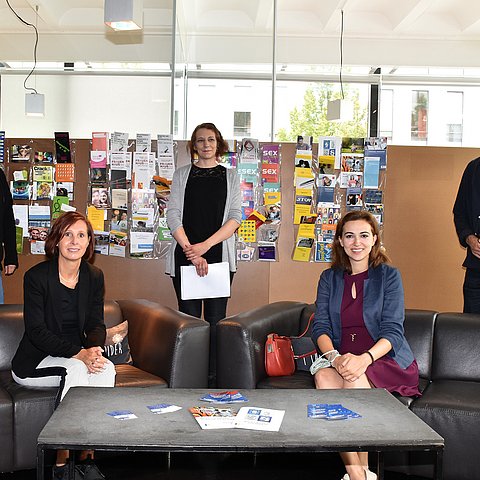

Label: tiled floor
[1,452,429,480]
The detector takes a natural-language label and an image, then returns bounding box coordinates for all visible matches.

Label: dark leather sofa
[0,299,209,473]
[217,301,480,480]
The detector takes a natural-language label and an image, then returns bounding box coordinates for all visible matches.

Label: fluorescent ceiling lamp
[25,93,45,117]
[326,99,353,122]
[104,0,143,31]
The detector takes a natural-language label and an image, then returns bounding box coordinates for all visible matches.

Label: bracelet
[365,350,375,364]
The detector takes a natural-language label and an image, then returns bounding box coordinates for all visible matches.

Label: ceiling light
[25,93,45,117]
[104,0,143,31]
[326,98,353,122]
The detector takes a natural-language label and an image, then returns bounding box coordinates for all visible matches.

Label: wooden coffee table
[37,387,444,480]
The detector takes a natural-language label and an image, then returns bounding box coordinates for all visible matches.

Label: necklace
[59,271,79,285]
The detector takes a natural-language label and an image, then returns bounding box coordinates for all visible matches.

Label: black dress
[174,163,227,271]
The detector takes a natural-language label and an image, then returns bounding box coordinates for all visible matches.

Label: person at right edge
[453,156,480,313]
[166,122,241,387]
[0,166,18,303]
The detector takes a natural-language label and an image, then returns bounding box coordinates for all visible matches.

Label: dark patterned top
[175,163,227,268]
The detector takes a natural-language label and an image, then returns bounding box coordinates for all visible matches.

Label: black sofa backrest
[298,304,315,336]
[0,305,24,371]
[403,309,437,381]
[432,312,480,381]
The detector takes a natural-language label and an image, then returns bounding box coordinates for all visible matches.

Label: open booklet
[189,406,237,429]
[189,406,285,431]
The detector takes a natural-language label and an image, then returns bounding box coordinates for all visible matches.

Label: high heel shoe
[342,470,377,480]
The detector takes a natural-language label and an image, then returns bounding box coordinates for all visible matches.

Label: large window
[233,112,251,137]
[411,90,429,141]
[274,81,369,141]
[379,89,393,140]
[185,79,271,140]
[446,91,463,143]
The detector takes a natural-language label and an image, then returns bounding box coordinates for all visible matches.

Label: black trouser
[172,270,234,385]
[463,268,480,313]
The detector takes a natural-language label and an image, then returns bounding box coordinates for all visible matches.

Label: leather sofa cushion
[114,364,167,388]
[432,313,480,381]
[257,371,315,389]
[0,371,57,471]
[103,300,124,328]
[0,306,24,371]
[0,388,13,472]
[404,309,436,381]
[411,379,480,480]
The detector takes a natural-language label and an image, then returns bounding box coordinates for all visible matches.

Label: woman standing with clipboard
[166,123,242,386]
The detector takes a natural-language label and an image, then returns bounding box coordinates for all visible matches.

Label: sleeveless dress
[340,270,421,397]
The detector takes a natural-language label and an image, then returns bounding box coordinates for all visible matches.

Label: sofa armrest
[216,301,308,389]
[116,300,210,388]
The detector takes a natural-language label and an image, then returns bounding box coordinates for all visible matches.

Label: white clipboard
[180,262,231,300]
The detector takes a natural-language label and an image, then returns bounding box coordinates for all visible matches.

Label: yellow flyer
[264,191,281,205]
[293,188,313,224]
[292,223,315,262]
[87,206,106,231]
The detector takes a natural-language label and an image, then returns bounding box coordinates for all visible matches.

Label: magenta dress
[340,270,421,397]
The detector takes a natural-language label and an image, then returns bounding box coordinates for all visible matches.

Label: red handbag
[265,334,295,376]
[265,314,317,377]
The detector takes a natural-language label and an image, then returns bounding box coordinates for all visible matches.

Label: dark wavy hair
[187,122,229,161]
[331,210,390,273]
[44,211,95,261]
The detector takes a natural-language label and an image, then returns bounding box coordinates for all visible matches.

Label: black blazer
[12,257,106,378]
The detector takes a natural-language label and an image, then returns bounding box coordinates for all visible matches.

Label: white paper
[111,132,129,152]
[233,406,285,432]
[13,205,29,237]
[110,151,132,180]
[133,152,155,189]
[136,133,151,152]
[111,189,128,209]
[130,231,154,254]
[181,262,230,300]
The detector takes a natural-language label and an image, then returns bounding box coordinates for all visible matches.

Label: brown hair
[45,211,95,261]
[331,210,390,273]
[187,122,229,161]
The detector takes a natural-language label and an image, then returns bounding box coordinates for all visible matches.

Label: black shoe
[52,462,82,480]
[75,458,105,480]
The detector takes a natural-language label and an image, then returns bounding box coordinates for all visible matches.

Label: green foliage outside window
[276,84,368,141]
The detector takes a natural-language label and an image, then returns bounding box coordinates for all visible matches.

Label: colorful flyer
[237,220,256,242]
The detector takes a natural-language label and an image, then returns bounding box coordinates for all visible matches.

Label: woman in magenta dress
[311,210,420,480]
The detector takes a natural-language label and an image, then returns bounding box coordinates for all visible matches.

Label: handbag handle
[290,312,315,340]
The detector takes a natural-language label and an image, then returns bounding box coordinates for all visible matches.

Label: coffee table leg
[375,451,384,480]
[434,448,444,480]
[36,446,45,480]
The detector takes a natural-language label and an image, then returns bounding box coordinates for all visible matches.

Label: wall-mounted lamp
[104,0,143,31]
[25,92,45,117]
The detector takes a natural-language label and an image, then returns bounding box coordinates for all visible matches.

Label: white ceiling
[1,0,480,70]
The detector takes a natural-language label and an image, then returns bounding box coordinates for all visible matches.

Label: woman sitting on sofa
[12,211,115,480]
[311,210,420,480]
